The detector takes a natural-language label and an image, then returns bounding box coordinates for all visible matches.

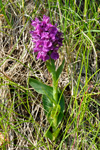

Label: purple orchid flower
[30,15,63,61]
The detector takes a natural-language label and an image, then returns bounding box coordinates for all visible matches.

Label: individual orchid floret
[30,15,63,61]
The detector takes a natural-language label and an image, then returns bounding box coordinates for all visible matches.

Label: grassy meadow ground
[0,0,100,149]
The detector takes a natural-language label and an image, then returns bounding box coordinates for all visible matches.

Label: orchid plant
[29,15,65,141]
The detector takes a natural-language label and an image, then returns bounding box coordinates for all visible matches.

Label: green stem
[84,0,88,20]
[50,59,58,103]
[46,59,58,103]
[52,74,58,103]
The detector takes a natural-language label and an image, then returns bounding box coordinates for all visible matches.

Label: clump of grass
[0,0,100,149]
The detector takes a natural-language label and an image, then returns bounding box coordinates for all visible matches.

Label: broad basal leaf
[29,78,53,100]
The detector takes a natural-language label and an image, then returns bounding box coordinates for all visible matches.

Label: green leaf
[52,128,60,141]
[42,88,65,126]
[42,88,65,141]
[42,94,53,116]
[58,89,65,112]
[51,59,55,70]
[57,89,65,125]
[50,104,61,119]
[45,130,53,141]
[29,78,53,100]
[45,127,60,141]
[56,59,65,80]
[46,61,55,75]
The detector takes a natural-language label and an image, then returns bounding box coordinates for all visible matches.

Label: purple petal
[41,32,49,39]
[44,40,52,48]
[36,40,44,47]
[42,47,50,52]
[50,34,56,41]
[37,52,49,61]
[51,52,59,60]
[31,18,41,27]
[43,15,50,23]
[45,23,53,31]
[49,27,58,34]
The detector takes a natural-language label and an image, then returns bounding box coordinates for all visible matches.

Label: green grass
[0,0,100,149]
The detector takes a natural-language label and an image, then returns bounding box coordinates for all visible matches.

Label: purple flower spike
[30,15,63,61]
